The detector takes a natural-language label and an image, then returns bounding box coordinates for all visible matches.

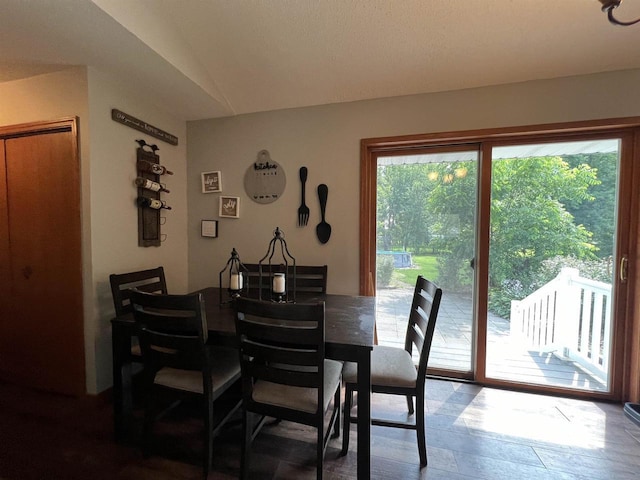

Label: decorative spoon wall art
[316,184,331,244]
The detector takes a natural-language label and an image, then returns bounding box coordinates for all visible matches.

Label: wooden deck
[375,287,608,392]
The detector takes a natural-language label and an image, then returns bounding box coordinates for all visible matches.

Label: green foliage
[535,255,613,286]
[377,164,434,253]
[488,255,614,318]
[488,156,599,292]
[563,153,617,257]
[489,280,527,318]
[377,151,617,309]
[392,254,439,285]
[376,255,395,287]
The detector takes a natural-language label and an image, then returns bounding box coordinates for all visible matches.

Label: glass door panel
[376,148,479,375]
[485,139,620,392]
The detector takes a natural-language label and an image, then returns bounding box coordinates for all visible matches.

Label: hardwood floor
[1,378,639,479]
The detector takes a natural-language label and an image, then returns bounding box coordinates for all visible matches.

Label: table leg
[356,348,371,480]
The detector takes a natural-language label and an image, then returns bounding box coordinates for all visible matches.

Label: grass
[389,254,439,287]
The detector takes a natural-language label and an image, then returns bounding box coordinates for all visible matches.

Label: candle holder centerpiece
[258,227,296,303]
[219,248,248,305]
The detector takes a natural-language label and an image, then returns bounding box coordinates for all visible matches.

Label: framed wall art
[201,171,222,193]
[219,196,240,218]
[201,219,218,238]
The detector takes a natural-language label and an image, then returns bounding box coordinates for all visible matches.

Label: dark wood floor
[1,378,639,479]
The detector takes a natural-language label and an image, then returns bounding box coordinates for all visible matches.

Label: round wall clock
[244,149,286,204]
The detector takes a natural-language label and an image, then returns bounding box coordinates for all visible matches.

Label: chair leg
[332,382,341,438]
[406,394,414,415]
[340,384,353,456]
[416,392,427,467]
[241,410,252,480]
[203,396,213,479]
[142,379,156,458]
[317,418,324,480]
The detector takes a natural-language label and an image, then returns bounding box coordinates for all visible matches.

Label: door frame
[360,116,640,402]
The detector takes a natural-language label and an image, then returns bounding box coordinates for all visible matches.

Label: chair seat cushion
[154,346,240,395]
[252,359,342,414]
[343,345,417,388]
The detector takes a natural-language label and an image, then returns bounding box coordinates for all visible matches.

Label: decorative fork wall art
[297,166,310,226]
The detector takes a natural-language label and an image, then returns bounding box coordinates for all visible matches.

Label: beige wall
[87,68,188,393]
[0,67,188,394]
[2,66,639,393]
[187,68,640,295]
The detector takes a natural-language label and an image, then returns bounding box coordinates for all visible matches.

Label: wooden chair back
[404,275,443,382]
[235,297,325,421]
[241,263,328,296]
[109,266,167,317]
[295,265,328,294]
[129,289,209,374]
[241,263,271,296]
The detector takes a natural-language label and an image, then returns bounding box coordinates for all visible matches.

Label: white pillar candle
[273,273,285,294]
[230,273,243,290]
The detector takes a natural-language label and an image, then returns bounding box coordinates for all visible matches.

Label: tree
[377,164,434,253]
[426,161,477,291]
[563,153,617,258]
[377,154,602,306]
[488,156,598,292]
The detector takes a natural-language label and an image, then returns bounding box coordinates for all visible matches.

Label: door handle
[22,265,33,280]
[620,256,628,283]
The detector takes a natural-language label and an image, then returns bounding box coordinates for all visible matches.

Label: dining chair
[243,263,328,296]
[234,297,342,480]
[110,266,167,317]
[129,289,242,479]
[110,267,168,360]
[295,265,328,294]
[341,275,442,466]
[240,263,269,296]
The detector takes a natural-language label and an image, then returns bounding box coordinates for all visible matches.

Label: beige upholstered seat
[154,346,240,394]
[341,275,442,467]
[253,359,342,414]
[343,345,417,388]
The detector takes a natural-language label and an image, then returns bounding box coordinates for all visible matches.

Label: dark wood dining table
[111,286,375,479]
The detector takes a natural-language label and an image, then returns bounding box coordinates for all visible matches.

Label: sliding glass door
[364,120,638,398]
[484,139,621,392]
[376,147,479,376]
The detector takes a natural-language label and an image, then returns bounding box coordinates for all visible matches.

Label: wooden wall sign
[112,109,179,146]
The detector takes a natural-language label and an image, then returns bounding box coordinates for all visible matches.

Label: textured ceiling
[2,0,640,120]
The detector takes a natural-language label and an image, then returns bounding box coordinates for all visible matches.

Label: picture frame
[201,171,222,193]
[201,219,218,238]
[219,196,240,218]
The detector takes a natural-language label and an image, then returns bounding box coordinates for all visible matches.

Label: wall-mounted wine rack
[135,140,171,247]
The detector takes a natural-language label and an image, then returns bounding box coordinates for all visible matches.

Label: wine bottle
[136,159,173,175]
[135,177,170,193]
[136,196,172,210]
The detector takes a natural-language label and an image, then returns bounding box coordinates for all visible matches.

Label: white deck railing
[510,267,611,382]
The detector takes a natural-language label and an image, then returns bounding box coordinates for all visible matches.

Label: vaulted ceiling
[2,0,640,121]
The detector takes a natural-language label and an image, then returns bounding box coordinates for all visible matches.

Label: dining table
[111,286,376,479]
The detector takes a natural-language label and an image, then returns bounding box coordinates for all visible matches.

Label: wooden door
[0,121,84,395]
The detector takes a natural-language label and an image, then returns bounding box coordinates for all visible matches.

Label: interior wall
[87,68,188,394]
[0,67,188,394]
[0,67,94,389]
[187,68,640,295]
